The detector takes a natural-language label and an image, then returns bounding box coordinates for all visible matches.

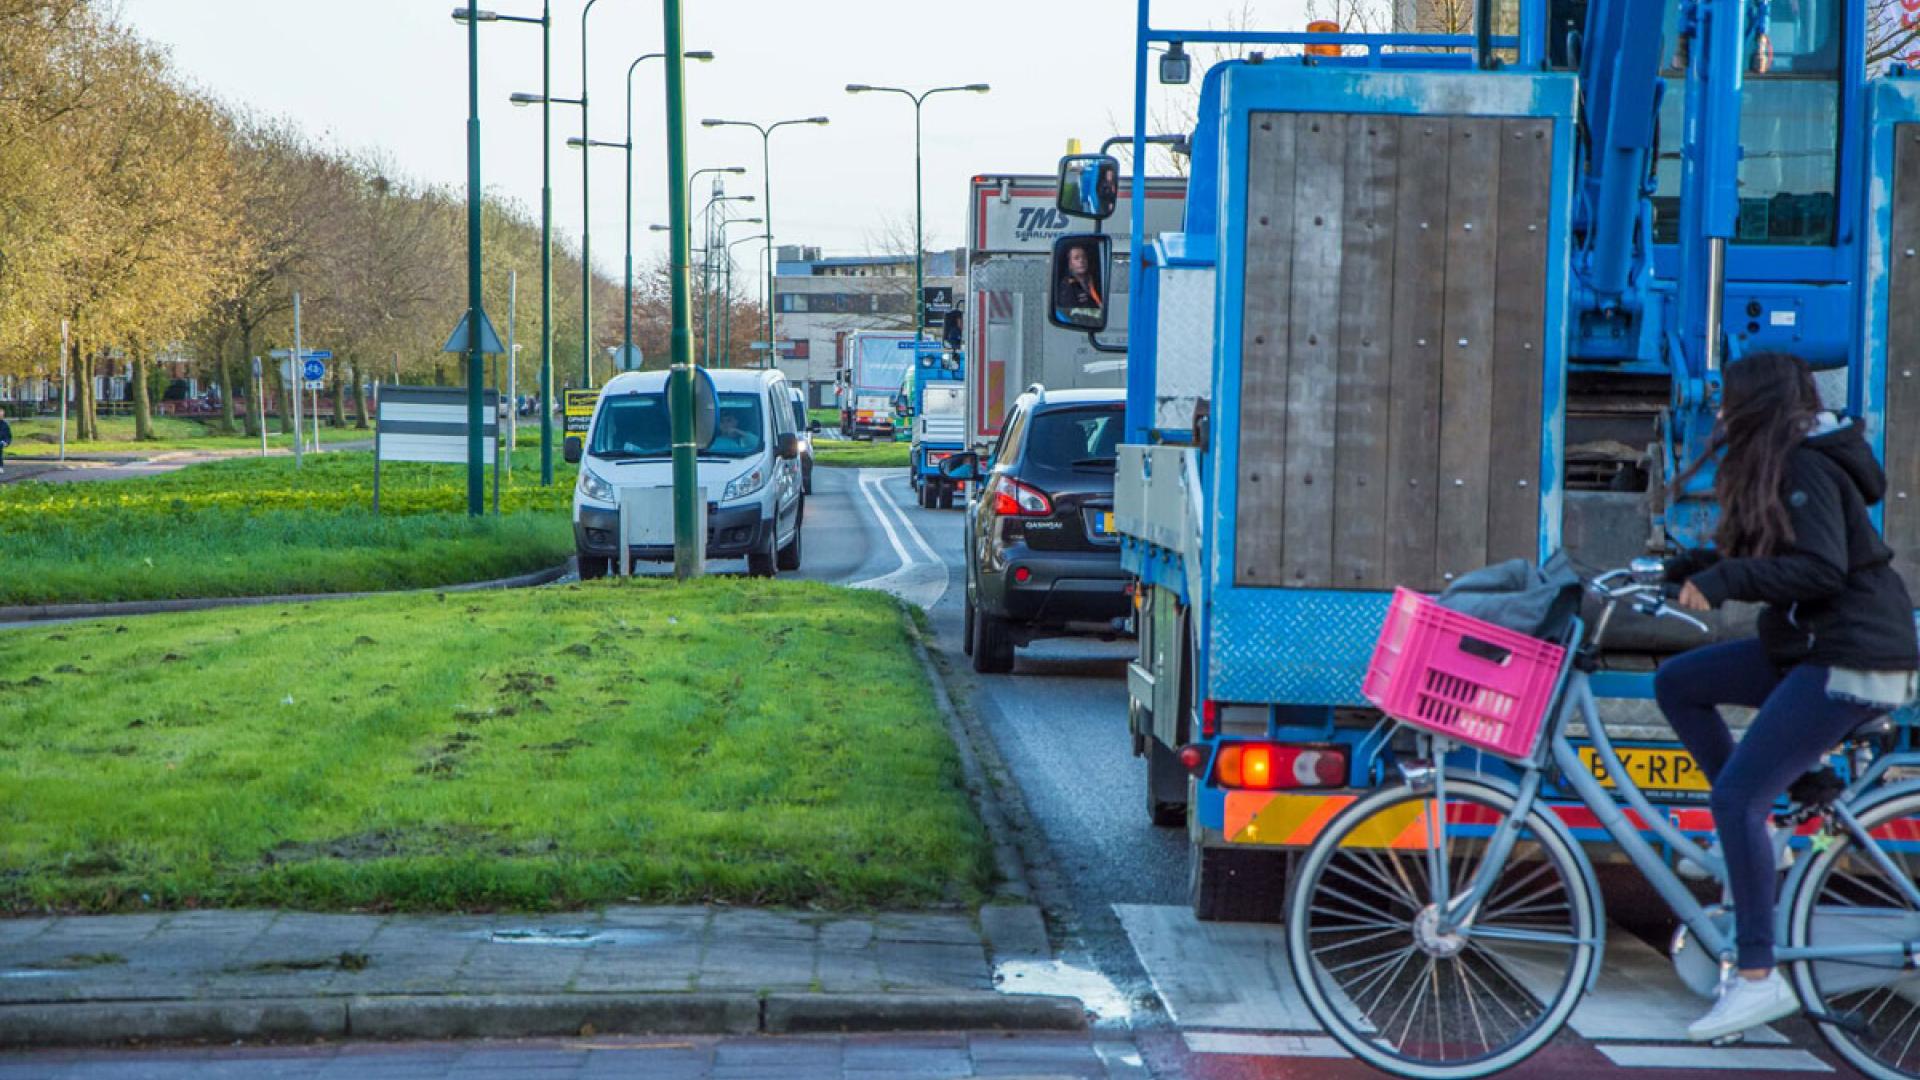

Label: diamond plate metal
[1155,267,1216,430]
[1209,589,1391,705]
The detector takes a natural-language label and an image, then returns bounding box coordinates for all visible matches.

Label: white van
[567,368,804,578]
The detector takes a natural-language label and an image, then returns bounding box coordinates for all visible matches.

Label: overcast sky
[120,0,1317,279]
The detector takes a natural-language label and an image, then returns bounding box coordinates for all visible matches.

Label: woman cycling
[1654,351,1919,1041]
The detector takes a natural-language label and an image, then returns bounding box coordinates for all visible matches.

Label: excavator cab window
[1651,0,1844,247]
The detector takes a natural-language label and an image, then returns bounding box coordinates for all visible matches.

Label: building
[770,245,964,407]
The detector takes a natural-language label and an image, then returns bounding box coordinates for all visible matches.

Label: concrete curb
[0,562,573,625]
[0,991,1084,1047]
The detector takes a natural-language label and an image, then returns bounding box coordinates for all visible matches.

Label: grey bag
[1436,553,1582,641]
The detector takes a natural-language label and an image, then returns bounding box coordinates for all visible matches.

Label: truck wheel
[1188,830,1290,923]
[920,481,938,509]
[747,526,777,578]
[971,609,1015,674]
[937,483,956,510]
[1145,737,1189,828]
[776,522,802,571]
[577,553,610,580]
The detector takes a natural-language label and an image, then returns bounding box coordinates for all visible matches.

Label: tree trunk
[77,347,96,442]
[239,322,263,437]
[330,368,345,428]
[217,347,237,433]
[352,361,369,429]
[131,347,153,440]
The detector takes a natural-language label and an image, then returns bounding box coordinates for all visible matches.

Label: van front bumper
[575,501,769,561]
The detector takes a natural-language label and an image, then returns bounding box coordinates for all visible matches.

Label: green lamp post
[700,115,830,369]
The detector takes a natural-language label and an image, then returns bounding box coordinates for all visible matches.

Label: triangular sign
[440,308,506,355]
[614,343,644,372]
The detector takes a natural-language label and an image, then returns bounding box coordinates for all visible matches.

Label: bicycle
[1284,559,1920,1078]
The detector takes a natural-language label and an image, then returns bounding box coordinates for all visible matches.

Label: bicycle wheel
[1285,778,1599,1079]
[1788,786,1920,1079]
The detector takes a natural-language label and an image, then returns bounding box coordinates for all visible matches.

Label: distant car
[948,386,1130,674]
[787,386,815,496]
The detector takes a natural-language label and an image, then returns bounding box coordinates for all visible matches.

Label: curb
[0,562,573,625]
[0,991,1084,1048]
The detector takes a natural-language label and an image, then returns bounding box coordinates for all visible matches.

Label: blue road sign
[301,349,333,361]
[303,358,326,383]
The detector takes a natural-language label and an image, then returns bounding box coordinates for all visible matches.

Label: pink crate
[1362,588,1568,761]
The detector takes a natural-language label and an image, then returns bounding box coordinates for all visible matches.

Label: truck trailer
[837,330,918,441]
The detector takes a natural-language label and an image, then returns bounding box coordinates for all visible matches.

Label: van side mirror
[938,451,980,481]
[808,421,822,434]
[1057,153,1119,221]
[777,432,802,461]
[1049,234,1113,333]
[564,436,583,465]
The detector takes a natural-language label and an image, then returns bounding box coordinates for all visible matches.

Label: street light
[701,115,829,368]
[562,50,711,374]
[713,218,762,366]
[700,192,755,361]
[846,82,990,348]
[577,0,610,389]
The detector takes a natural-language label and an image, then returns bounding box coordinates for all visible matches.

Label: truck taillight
[1215,743,1347,790]
[1201,699,1221,739]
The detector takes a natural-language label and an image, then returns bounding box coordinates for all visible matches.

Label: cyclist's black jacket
[1676,417,1919,672]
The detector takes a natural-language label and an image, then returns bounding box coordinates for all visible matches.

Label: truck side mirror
[1057,154,1120,221]
[563,436,583,465]
[1049,234,1113,333]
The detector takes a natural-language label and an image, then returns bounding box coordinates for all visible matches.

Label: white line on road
[864,471,940,564]
[849,469,947,610]
[1595,1045,1831,1072]
[853,470,915,573]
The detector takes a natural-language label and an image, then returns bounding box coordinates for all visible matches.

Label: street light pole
[661,0,699,579]
[723,230,765,368]
[699,191,754,363]
[462,10,484,514]
[701,115,830,369]
[579,0,606,390]
[845,82,990,347]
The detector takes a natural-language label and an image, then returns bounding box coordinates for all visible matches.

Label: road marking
[853,470,915,572]
[849,469,947,610]
[1595,1045,1831,1071]
[868,471,940,564]
[1183,1031,1350,1059]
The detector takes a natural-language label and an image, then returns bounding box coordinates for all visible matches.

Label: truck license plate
[1578,746,1709,793]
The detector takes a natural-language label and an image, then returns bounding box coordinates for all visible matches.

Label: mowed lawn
[0,580,990,912]
[0,450,575,605]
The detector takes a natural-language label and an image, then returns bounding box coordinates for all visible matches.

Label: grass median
[9,415,368,456]
[0,450,575,606]
[0,580,990,912]
[814,439,912,469]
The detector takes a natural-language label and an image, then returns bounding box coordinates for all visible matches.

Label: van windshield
[589,391,766,460]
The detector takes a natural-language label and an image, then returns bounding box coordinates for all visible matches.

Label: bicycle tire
[1788,785,1920,1080]
[1285,778,1600,1079]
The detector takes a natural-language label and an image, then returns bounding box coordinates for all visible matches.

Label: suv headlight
[577,466,615,503]
[723,465,767,502]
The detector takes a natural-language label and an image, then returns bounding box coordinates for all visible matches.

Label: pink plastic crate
[1362,588,1568,761]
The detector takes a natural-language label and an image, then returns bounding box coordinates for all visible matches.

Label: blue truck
[1050,0,1920,919]
[904,342,967,509]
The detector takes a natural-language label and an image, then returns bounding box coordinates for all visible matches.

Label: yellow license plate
[1578,746,1710,793]
[1103,512,1116,533]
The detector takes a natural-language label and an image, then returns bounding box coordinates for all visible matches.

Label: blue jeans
[1653,637,1879,969]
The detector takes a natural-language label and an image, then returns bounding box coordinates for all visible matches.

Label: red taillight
[988,476,1052,516]
[1201,699,1221,739]
[1012,566,1032,584]
[1215,743,1347,790]
[1178,743,1207,772]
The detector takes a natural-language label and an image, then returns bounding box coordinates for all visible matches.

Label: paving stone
[691,939,817,991]
[708,909,820,942]
[813,953,884,993]
[871,914,982,946]
[817,919,876,952]
[876,941,993,991]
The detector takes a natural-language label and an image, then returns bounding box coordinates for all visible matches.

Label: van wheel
[971,609,1015,674]
[747,526,777,578]
[776,522,802,571]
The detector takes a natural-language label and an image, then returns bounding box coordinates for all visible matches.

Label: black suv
[946,386,1130,674]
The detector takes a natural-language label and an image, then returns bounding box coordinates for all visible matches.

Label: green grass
[9,415,368,455]
[0,450,576,605]
[0,581,990,912]
[814,439,913,469]
[808,407,840,429]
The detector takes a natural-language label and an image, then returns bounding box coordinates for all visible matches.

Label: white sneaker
[1688,970,1799,1042]
[1679,827,1793,882]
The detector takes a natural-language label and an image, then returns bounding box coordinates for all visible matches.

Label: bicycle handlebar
[1585,566,1711,635]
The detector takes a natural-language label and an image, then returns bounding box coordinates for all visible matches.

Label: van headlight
[723,465,767,502]
[577,466,615,503]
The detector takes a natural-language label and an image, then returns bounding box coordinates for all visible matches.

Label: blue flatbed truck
[1064,0,1920,919]
[906,342,967,509]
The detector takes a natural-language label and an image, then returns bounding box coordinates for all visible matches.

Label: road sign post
[291,292,304,469]
[58,319,69,463]
[253,357,266,456]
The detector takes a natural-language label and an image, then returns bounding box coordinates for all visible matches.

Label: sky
[118,0,1318,281]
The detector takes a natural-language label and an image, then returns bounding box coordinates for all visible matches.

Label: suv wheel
[747,524,777,578]
[776,520,802,571]
[962,594,976,656]
[971,607,1015,674]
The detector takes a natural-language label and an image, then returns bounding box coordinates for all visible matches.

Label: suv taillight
[1215,743,1347,790]
[989,476,1053,517]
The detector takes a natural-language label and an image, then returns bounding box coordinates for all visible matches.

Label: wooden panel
[1279,115,1349,586]
[1235,113,1301,587]
[1385,118,1454,590]
[1434,118,1501,583]
[1486,119,1553,565]
[1333,118,1401,590]
[1887,124,1920,592]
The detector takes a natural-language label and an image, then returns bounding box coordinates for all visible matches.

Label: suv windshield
[1025,407,1123,471]
[590,390,766,460]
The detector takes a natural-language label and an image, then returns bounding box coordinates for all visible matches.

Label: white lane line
[1183,1031,1350,1059]
[1595,1045,1831,1072]
[866,471,940,564]
[848,469,947,610]
[853,470,915,575]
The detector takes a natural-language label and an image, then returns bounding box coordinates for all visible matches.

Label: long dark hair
[1676,352,1822,557]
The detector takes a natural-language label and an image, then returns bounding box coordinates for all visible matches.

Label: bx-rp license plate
[1578,746,1710,793]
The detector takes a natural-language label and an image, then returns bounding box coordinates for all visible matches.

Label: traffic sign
[301,349,333,361]
[303,358,326,383]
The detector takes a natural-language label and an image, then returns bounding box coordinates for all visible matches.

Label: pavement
[0,440,373,484]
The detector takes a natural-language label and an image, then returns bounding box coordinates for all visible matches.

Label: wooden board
[1332,118,1401,590]
[1384,118,1454,589]
[1279,115,1349,586]
[1435,118,1501,584]
[1235,113,1301,587]
[1885,124,1920,592]
[1486,119,1554,565]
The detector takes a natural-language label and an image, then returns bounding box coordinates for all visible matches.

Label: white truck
[961,173,1187,451]
[836,330,918,440]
